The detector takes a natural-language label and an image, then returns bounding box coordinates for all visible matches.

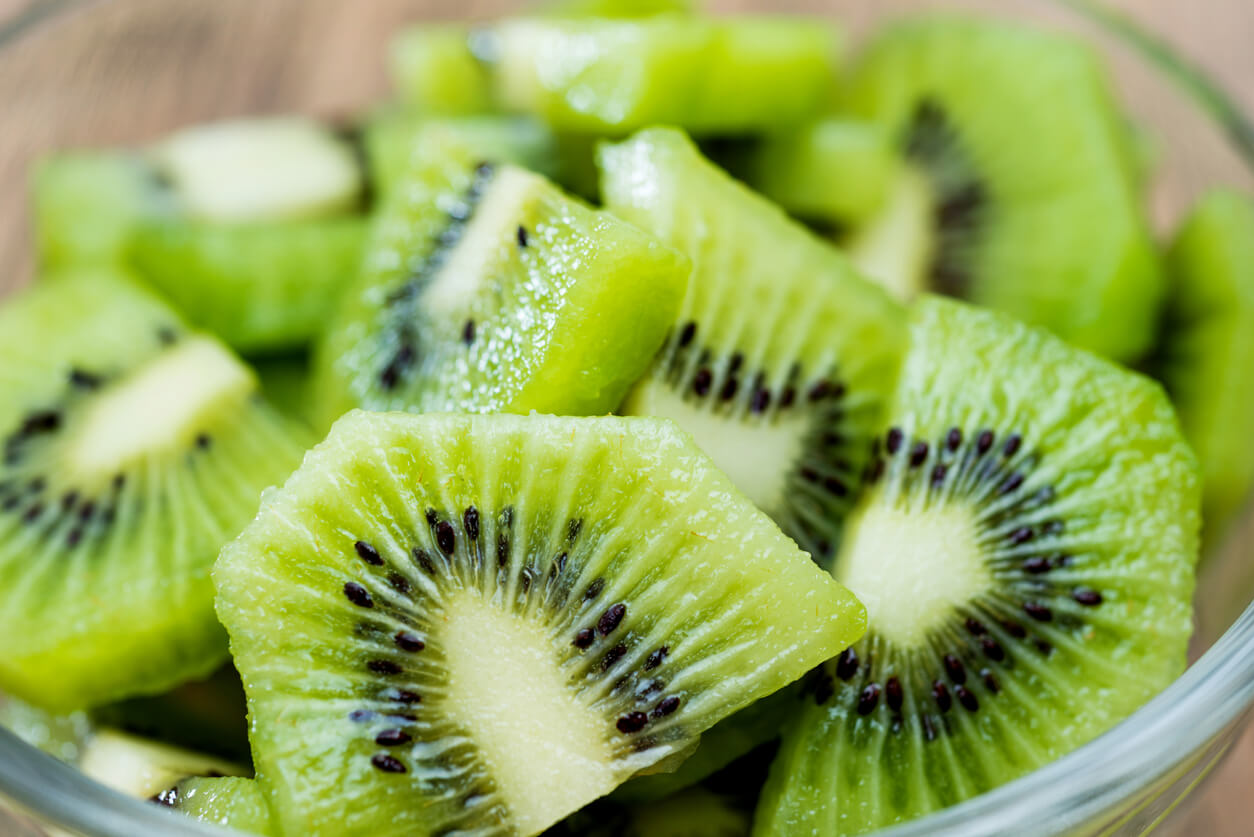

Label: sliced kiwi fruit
[839,16,1161,361]
[491,17,839,134]
[156,777,275,836]
[0,275,311,711]
[744,119,898,226]
[35,117,367,354]
[1151,190,1254,543]
[79,729,246,800]
[362,110,563,198]
[313,131,688,427]
[599,127,905,566]
[388,25,497,115]
[754,296,1200,835]
[214,411,865,836]
[127,216,366,355]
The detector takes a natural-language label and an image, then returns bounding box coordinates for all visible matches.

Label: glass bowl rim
[0,1,1251,835]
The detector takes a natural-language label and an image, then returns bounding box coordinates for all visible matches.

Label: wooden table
[0,0,1251,834]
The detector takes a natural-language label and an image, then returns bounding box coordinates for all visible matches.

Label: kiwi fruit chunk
[1151,190,1254,543]
[388,25,496,115]
[745,120,898,226]
[491,17,839,134]
[214,411,865,836]
[79,729,246,800]
[363,111,563,198]
[0,274,311,710]
[127,217,366,355]
[599,127,905,566]
[754,296,1200,835]
[840,16,1161,361]
[157,777,275,836]
[313,132,688,427]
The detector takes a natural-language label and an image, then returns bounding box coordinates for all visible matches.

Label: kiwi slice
[214,411,865,836]
[313,132,688,427]
[491,17,838,134]
[1152,190,1254,542]
[599,127,905,566]
[127,217,366,355]
[745,119,898,226]
[362,111,563,199]
[754,296,1200,835]
[840,16,1161,361]
[0,275,310,710]
[157,777,275,836]
[79,730,246,800]
[388,25,497,115]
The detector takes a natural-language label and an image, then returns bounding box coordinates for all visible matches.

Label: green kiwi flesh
[755,296,1200,835]
[1152,190,1254,542]
[127,217,366,354]
[214,411,865,836]
[0,693,93,763]
[314,132,688,428]
[841,16,1162,362]
[160,777,275,836]
[599,127,905,566]
[388,25,496,114]
[746,120,898,225]
[492,17,839,134]
[0,275,311,710]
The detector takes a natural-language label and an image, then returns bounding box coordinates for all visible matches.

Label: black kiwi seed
[371,754,407,774]
[566,518,582,543]
[368,660,402,676]
[388,689,422,705]
[69,368,102,389]
[1073,588,1102,606]
[412,548,436,575]
[584,577,605,601]
[343,582,374,608]
[931,681,951,712]
[692,368,713,396]
[601,644,627,671]
[463,507,479,541]
[836,647,859,681]
[1022,601,1052,622]
[856,683,881,716]
[388,572,410,593]
[885,677,903,712]
[516,225,528,248]
[653,696,681,718]
[616,711,648,734]
[644,646,668,670]
[355,541,384,566]
[597,603,626,636]
[394,631,425,652]
[349,709,375,722]
[435,521,455,556]
[194,433,211,450]
[677,321,697,347]
[462,320,476,346]
[375,729,412,746]
[943,654,966,684]
[573,628,595,649]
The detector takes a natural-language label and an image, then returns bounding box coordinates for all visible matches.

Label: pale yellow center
[846,166,935,303]
[439,590,617,834]
[835,501,990,647]
[65,336,253,482]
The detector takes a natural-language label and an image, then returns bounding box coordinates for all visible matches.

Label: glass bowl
[0,1,1252,835]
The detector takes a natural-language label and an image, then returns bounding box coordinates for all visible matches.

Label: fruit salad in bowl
[0,1,1252,835]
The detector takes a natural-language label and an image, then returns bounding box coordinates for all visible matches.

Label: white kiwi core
[423,165,538,316]
[624,378,810,514]
[835,500,990,647]
[439,590,617,833]
[846,166,936,303]
[65,336,253,482]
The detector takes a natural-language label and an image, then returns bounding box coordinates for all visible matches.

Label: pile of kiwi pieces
[1,0,1251,835]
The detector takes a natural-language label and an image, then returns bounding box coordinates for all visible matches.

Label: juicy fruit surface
[388,25,495,114]
[600,128,905,565]
[79,729,246,800]
[1154,190,1254,538]
[167,777,275,836]
[493,17,838,134]
[844,16,1162,361]
[128,217,367,354]
[215,411,865,836]
[0,276,310,710]
[315,134,687,427]
[756,297,1200,835]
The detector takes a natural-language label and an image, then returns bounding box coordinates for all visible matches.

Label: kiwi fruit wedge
[839,16,1161,362]
[214,411,865,836]
[388,25,497,115]
[490,17,839,135]
[754,296,1200,835]
[362,111,563,199]
[0,274,310,711]
[157,777,275,836]
[599,127,905,566]
[79,729,246,800]
[313,131,688,427]
[744,119,898,227]
[1151,190,1254,542]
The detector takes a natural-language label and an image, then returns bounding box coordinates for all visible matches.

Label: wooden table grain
[0,1,1251,834]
